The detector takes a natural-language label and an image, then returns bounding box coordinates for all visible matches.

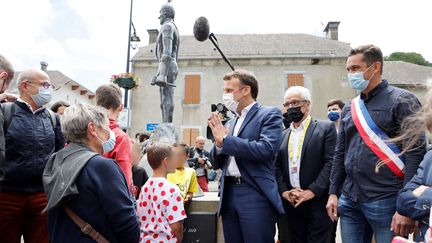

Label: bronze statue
[151,3,179,123]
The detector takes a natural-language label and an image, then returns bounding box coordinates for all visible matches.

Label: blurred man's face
[174,147,188,168]
[196,139,205,150]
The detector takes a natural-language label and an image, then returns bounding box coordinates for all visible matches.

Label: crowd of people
[0,43,431,243]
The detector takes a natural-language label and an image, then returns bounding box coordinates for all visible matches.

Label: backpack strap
[1,102,16,132]
[45,109,57,128]
[0,103,57,131]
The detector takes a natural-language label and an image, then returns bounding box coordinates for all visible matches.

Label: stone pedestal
[148,123,177,144]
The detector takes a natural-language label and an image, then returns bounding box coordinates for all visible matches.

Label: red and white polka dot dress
[137,177,186,243]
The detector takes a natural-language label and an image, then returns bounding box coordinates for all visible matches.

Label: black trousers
[279,200,333,243]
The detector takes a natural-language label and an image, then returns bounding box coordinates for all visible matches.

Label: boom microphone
[193,17,210,42]
[192,16,235,71]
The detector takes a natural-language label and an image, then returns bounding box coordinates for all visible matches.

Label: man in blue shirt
[326,45,426,242]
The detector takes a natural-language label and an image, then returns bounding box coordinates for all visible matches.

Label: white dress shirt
[288,116,311,188]
[217,101,257,177]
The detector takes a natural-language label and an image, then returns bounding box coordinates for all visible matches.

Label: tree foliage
[385,52,432,67]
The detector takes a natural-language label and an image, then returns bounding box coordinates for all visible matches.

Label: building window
[182,127,200,146]
[183,74,201,104]
[287,73,304,87]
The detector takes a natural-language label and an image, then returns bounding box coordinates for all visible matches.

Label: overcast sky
[1,0,431,92]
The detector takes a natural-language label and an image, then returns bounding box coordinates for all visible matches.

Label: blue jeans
[338,194,396,243]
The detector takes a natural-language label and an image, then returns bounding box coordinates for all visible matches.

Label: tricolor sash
[351,96,405,178]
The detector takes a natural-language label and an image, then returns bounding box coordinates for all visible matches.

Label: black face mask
[282,112,293,128]
[286,106,305,123]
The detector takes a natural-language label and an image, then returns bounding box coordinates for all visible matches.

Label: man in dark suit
[208,69,284,243]
[276,86,337,243]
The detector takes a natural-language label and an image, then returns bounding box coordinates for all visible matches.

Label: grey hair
[61,103,109,143]
[16,69,49,89]
[284,86,311,101]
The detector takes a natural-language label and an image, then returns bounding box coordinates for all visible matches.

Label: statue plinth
[148,123,177,145]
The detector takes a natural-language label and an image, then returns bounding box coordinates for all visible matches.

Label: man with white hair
[188,136,212,192]
[275,86,337,243]
[0,69,64,243]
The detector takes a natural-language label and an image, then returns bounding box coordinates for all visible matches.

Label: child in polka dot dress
[137,142,186,243]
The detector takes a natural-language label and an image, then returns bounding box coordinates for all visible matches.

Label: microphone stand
[208,33,235,71]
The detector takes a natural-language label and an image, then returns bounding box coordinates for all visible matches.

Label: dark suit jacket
[275,118,337,207]
[210,103,284,215]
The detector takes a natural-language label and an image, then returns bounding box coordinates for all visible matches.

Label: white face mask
[222,93,238,113]
[222,87,244,113]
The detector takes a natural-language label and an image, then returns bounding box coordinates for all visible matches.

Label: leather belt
[225,176,244,184]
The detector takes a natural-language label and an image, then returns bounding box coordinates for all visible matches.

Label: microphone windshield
[193,17,210,42]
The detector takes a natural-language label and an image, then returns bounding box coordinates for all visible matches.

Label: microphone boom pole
[208,33,235,71]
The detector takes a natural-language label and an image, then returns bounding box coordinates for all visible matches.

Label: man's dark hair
[146,141,173,170]
[223,69,259,100]
[349,45,383,74]
[327,99,345,109]
[138,132,151,143]
[173,142,189,156]
[51,101,70,113]
[0,54,15,84]
[95,84,123,110]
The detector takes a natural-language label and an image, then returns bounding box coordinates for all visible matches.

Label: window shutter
[184,75,201,104]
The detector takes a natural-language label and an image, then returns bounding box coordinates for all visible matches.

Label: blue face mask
[28,86,53,107]
[97,130,116,154]
[347,64,376,92]
[328,111,341,122]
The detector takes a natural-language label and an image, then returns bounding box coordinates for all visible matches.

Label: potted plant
[111,73,141,90]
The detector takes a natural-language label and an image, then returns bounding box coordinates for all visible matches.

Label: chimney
[324,21,340,41]
[40,61,48,71]
[147,29,159,44]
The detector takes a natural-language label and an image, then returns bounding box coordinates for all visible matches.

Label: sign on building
[118,108,131,129]
[146,123,159,132]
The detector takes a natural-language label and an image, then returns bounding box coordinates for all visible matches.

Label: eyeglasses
[283,100,307,108]
[27,80,55,89]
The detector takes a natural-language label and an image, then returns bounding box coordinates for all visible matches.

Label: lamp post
[124,0,140,108]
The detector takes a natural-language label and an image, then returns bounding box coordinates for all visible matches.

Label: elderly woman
[42,103,139,243]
